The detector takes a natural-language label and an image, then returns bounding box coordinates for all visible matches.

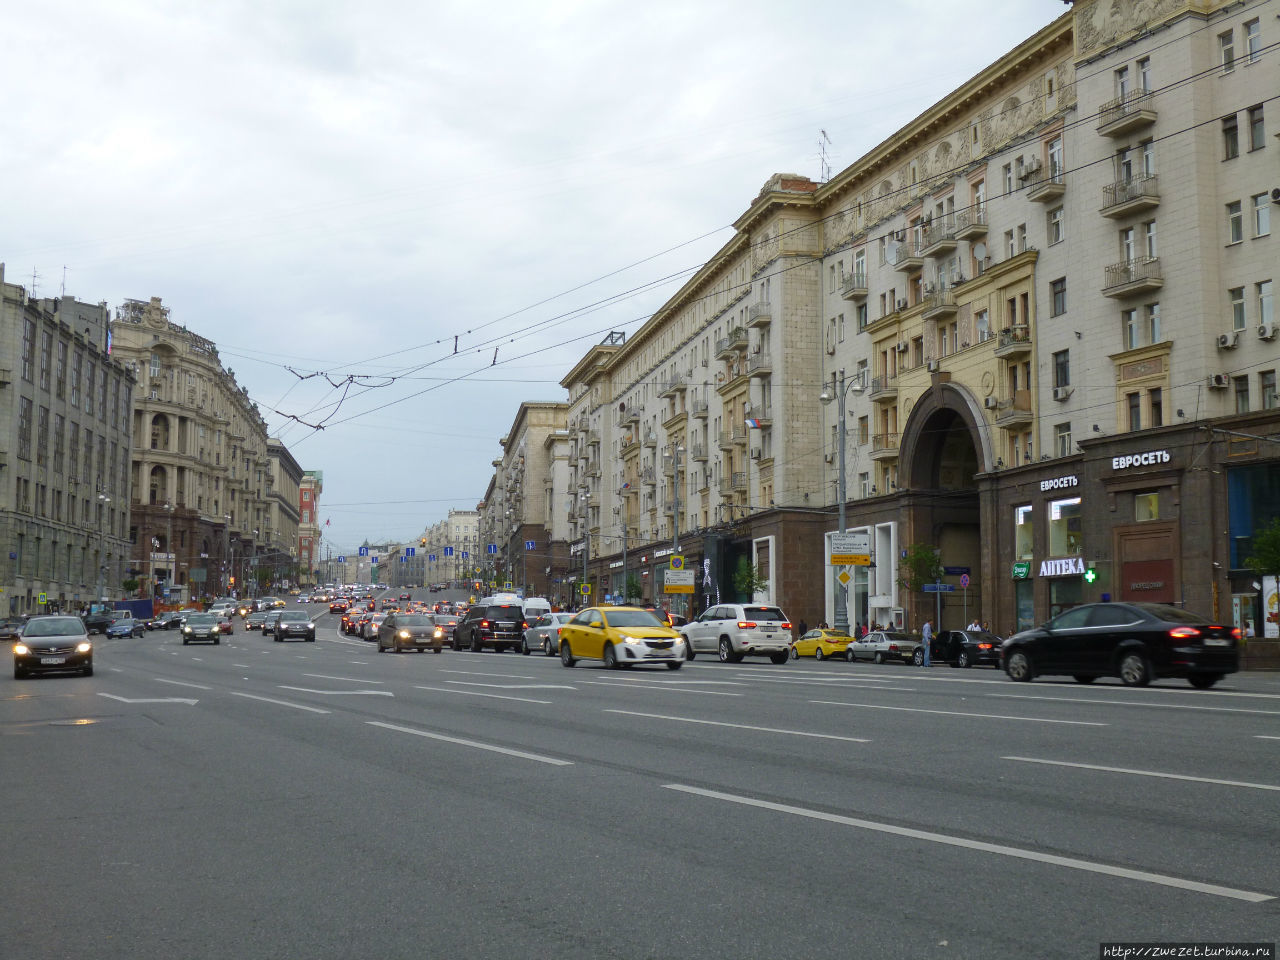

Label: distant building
[298,470,323,586]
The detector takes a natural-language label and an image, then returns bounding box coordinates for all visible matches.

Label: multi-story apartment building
[298,470,322,586]
[0,264,135,613]
[418,508,480,588]
[265,439,302,587]
[495,0,1279,664]
[111,296,299,601]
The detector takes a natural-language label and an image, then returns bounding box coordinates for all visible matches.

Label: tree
[1244,517,1280,578]
[897,542,943,594]
[122,578,140,597]
[624,574,643,604]
[732,557,768,600]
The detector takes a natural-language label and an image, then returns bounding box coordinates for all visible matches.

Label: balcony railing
[840,271,868,301]
[1025,165,1066,202]
[921,218,957,256]
[868,375,897,401]
[1100,174,1160,217]
[690,397,709,418]
[731,471,748,492]
[953,208,987,240]
[715,328,749,359]
[1102,256,1164,298]
[889,241,925,272]
[994,325,1032,356]
[747,351,772,376]
[921,287,957,320]
[870,433,900,459]
[1097,89,1157,136]
[747,302,772,327]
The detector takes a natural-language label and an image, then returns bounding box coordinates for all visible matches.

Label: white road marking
[605,709,870,742]
[440,669,537,680]
[740,675,900,685]
[304,674,385,684]
[1257,735,1280,740]
[583,681,743,696]
[229,692,330,714]
[98,694,198,705]
[1004,756,1280,792]
[609,677,744,686]
[369,721,571,765]
[414,684,553,705]
[662,784,1272,903]
[278,686,393,696]
[153,678,212,690]
[445,681,575,691]
[810,700,1107,726]
[233,664,251,668]
[990,693,1280,717]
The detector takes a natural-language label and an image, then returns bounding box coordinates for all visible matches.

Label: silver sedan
[522,612,573,656]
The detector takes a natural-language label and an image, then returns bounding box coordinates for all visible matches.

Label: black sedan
[913,629,1002,668]
[1000,602,1240,688]
[13,616,93,678]
[273,611,316,642]
[145,611,186,631]
[376,613,443,653]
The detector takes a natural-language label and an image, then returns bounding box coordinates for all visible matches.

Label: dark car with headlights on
[377,613,443,653]
[260,610,282,635]
[13,616,94,678]
[145,611,186,631]
[105,616,145,639]
[181,613,222,645]
[274,611,316,642]
[1001,602,1240,689]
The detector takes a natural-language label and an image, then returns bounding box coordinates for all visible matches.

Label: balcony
[731,471,748,493]
[617,408,639,429]
[867,374,898,402]
[715,328,749,360]
[1100,174,1160,219]
[746,403,773,428]
[586,459,601,477]
[689,442,708,462]
[718,430,736,451]
[642,428,658,447]
[658,372,686,398]
[921,287,957,321]
[641,466,656,486]
[586,429,600,446]
[953,208,987,240]
[889,240,924,273]
[1024,165,1066,203]
[718,428,747,450]
[747,350,772,377]
[869,433,900,461]
[994,390,1034,428]
[1097,89,1157,138]
[1102,256,1163,298]
[921,219,957,257]
[690,397,709,419]
[840,271,868,301]
[747,301,772,328]
[662,406,687,429]
[620,433,640,456]
[993,325,1032,357]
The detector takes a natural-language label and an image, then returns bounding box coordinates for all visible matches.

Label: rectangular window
[855,303,868,330]
[1219,30,1235,72]
[1004,229,1015,259]
[1248,105,1265,151]
[55,341,67,399]
[1048,497,1082,556]
[838,314,846,343]
[1123,308,1139,350]
[1259,280,1274,327]
[1015,505,1034,560]
[1050,278,1066,317]
[1234,375,1250,414]
[1047,136,1063,177]
[975,309,990,343]
[1146,302,1161,343]
[1135,492,1159,522]
[1115,65,1130,98]
[1116,145,1134,182]
[1255,194,1272,237]
[18,397,32,460]
[1261,370,1277,410]
[1227,201,1243,243]
[39,331,52,392]
[1150,387,1163,427]
[1054,423,1072,458]
[1127,392,1142,431]
[1230,286,1246,330]
[1143,220,1157,257]
[1244,19,1261,63]
[1053,350,1070,389]
[1141,139,1156,176]
[1223,115,1239,159]
[1017,223,1027,253]
[1120,226,1135,261]
[21,319,35,382]
[858,416,869,445]
[1048,206,1064,245]
[1137,57,1151,91]
[1002,164,1013,194]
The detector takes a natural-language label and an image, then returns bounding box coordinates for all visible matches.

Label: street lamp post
[95,493,111,601]
[819,370,864,633]
[579,491,589,608]
[672,444,684,554]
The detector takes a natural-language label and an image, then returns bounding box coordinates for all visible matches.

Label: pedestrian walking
[796,618,809,639]
[921,619,933,667]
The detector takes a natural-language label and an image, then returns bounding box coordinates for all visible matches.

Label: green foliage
[624,574,643,604]
[732,557,768,598]
[897,543,943,593]
[122,578,140,595]
[1244,517,1280,577]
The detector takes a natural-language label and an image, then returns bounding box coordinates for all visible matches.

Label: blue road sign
[922,583,956,592]
[525,540,535,551]
[943,566,970,576]
[444,547,454,557]
[460,551,468,559]
[358,547,369,557]
[337,555,346,563]
[399,556,407,563]
[406,547,416,557]
[372,556,379,564]
[429,554,437,562]
[487,544,497,554]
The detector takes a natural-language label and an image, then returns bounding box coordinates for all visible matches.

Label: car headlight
[183,626,192,633]
[307,622,315,630]
[618,633,645,644]
[398,629,411,639]
[77,642,92,653]
[14,643,29,655]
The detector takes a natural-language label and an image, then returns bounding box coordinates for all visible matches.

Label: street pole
[621,509,628,604]
[95,493,111,601]
[672,445,681,555]
[821,372,850,633]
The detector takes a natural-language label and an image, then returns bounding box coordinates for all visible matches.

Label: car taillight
[521,621,529,629]
[481,620,490,628]
[1168,626,1202,639]
[780,622,792,630]
[978,643,993,650]
[738,621,757,629]
[1230,627,1242,640]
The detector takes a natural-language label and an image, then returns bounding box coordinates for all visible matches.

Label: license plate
[1204,638,1229,646]
[41,656,66,665]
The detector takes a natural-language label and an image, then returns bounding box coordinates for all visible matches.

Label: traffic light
[229,576,236,586]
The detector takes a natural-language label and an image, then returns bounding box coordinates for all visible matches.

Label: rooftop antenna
[818,129,832,182]
[61,265,69,298]
[30,267,39,298]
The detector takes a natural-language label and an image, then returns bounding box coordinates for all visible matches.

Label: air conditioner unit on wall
[1208,373,1229,389]
[983,396,999,409]
[1052,386,1073,401]
[927,359,941,373]
[895,341,909,352]
[896,299,908,311]
[1259,322,1277,341]
[1217,331,1239,349]
[750,447,762,460]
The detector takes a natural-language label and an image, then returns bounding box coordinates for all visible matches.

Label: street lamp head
[848,381,865,395]
[819,390,833,405]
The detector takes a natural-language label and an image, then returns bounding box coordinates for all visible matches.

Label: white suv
[681,604,793,664]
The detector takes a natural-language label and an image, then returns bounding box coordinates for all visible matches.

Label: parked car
[558,606,685,670]
[523,612,573,656]
[13,616,93,678]
[377,613,443,653]
[847,631,920,664]
[914,629,1003,668]
[454,601,527,653]
[273,611,316,642]
[105,616,145,639]
[1000,602,1240,688]
[681,604,792,663]
[791,628,853,660]
[181,613,222,645]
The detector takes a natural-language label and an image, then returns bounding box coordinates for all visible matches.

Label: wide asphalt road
[4,602,1278,959]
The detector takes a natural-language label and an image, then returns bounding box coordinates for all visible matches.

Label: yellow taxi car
[559,606,686,670]
[790,628,853,661]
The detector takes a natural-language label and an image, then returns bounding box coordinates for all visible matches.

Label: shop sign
[1111,449,1171,471]
[1040,475,1078,493]
[1011,561,1031,580]
[1039,557,1086,577]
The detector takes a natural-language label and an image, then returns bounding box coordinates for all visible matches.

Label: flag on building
[744,418,762,429]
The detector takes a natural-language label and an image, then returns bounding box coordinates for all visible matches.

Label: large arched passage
[897,383,993,630]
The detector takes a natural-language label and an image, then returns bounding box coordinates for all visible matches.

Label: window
[1115,65,1130,98]
[1248,105,1265,151]
[1135,492,1159,522]
[21,318,35,382]
[1002,163,1013,194]
[1048,498,1082,556]
[1234,375,1250,414]
[857,416,869,445]
[1015,505,1034,560]
[1120,227,1135,261]
[1053,350,1070,388]
[1260,281,1274,327]
[1050,278,1066,316]
[1127,392,1141,431]
[1123,308,1139,350]
[1150,387,1163,427]
[1223,115,1239,159]
[1017,223,1027,253]
[1244,19,1261,63]
[55,341,67,398]
[1137,57,1151,91]
[1145,302,1161,343]
[1047,136,1063,176]
[838,314,846,343]
[39,331,52,391]
[1140,139,1155,176]
[1004,229,1016,259]
[975,309,990,343]
[18,397,32,460]
[1143,220,1157,257]
[1262,371,1277,410]
[1116,145,1134,182]
[1048,206,1064,245]
[1219,30,1235,72]
[1227,201,1243,243]
[855,302,868,330]
[1230,287,1246,330]
[1054,423,1072,458]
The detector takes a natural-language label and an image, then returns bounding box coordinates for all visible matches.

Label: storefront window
[1015,505,1034,560]
[1134,491,1159,522]
[1049,578,1082,618]
[1048,497,1082,556]
[1015,579,1035,632]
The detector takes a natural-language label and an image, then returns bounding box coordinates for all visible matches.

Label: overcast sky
[5,0,1062,552]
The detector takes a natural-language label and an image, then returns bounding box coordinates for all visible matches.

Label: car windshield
[883,632,915,642]
[1129,603,1208,624]
[24,617,85,637]
[486,606,523,619]
[279,612,309,622]
[743,607,787,621]
[605,610,666,628]
[186,614,218,625]
[434,615,458,625]
[396,615,434,626]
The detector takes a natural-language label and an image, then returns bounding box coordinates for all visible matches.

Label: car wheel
[182,638,189,645]
[769,650,789,665]
[560,639,576,667]
[789,645,799,660]
[1188,672,1222,690]
[957,651,971,668]
[542,638,553,657]
[214,637,220,645]
[603,642,619,670]
[666,660,683,671]
[846,649,856,663]
[1072,675,1097,684]
[452,638,462,652]
[14,664,26,680]
[470,634,483,653]
[912,647,924,667]
[83,663,94,676]
[307,634,315,642]
[1005,649,1033,682]
[520,638,531,655]
[814,647,825,661]
[1118,652,1152,687]
[718,637,740,663]
[874,651,885,664]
